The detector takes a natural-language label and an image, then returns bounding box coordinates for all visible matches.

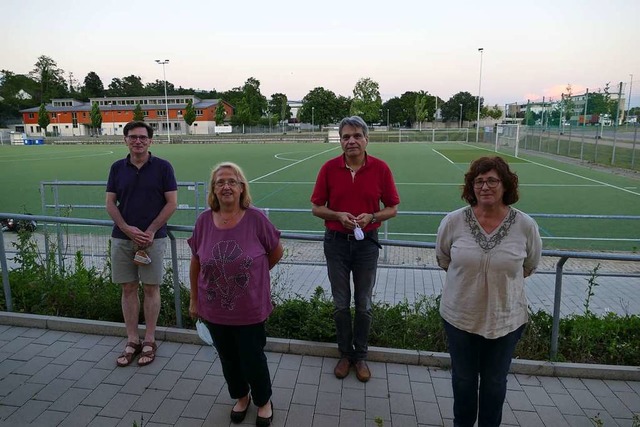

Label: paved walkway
[1,318,640,427]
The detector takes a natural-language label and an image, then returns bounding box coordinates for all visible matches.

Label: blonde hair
[207,162,252,211]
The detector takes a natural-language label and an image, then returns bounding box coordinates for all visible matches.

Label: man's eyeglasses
[473,178,501,189]
[126,135,150,142]
[214,179,242,188]
[341,133,365,141]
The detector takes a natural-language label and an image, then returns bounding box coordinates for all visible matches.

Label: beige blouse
[435,206,542,339]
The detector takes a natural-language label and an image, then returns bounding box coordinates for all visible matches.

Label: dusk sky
[3,0,639,108]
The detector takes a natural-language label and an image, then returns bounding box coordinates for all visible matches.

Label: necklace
[218,209,241,224]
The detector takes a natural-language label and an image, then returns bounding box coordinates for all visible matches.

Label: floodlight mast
[476,48,484,143]
[155,59,171,143]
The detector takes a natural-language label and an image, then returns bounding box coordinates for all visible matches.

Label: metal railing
[1,212,639,360]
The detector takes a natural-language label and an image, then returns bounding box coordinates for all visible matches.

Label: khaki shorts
[111,237,167,285]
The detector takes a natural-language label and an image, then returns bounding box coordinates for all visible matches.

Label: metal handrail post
[550,256,569,360]
[167,231,183,328]
[0,231,12,311]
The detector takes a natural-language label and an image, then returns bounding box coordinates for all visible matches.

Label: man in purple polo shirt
[106,121,178,367]
[311,116,400,382]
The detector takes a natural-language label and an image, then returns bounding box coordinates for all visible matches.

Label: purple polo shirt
[106,152,177,239]
[187,206,281,325]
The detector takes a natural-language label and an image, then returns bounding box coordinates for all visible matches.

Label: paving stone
[539,375,569,395]
[201,403,232,426]
[582,408,621,427]
[181,360,211,380]
[167,378,200,401]
[0,336,32,355]
[364,377,388,398]
[615,391,640,412]
[58,404,101,427]
[338,408,366,427]
[411,381,437,402]
[181,393,214,419]
[293,383,318,405]
[31,409,69,426]
[386,362,408,375]
[549,392,585,415]
[72,334,103,349]
[11,355,52,376]
[390,413,418,426]
[414,400,442,425]
[512,409,544,427]
[52,347,88,366]
[596,395,634,418]
[436,396,453,420]
[74,368,112,390]
[407,365,431,383]
[34,378,76,402]
[522,385,555,406]
[428,368,451,379]
[0,359,24,382]
[149,397,188,425]
[32,330,66,345]
[164,352,195,371]
[273,367,299,389]
[192,345,216,362]
[431,377,453,398]
[2,398,50,424]
[298,365,321,385]
[388,373,411,394]
[560,377,588,390]
[87,415,120,426]
[606,380,635,393]
[319,373,343,394]
[569,388,604,410]
[59,360,95,381]
[514,373,542,386]
[507,373,523,391]
[98,392,139,418]
[82,383,121,407]
[535,405,570,427]
[79,344,114,363]
[27,362,67,384]
[583,378,617,397]
[315,391,341,416]
[286,403,315,427]
[174,417,205,427]
[194,374,225,396]
[280,353,303,370]
[147,369,181,391]
[341,387,365,411]
[50,387,92,412]
[312,413,339,427]
[102,366,139,386]
[130,388,168,413]
[176,343,201,355]
[7,342,48,361]
[365,396,390,421]
[1,381,46,406]
[115,411,147,427]
[390,391,415,416]
[506,389,535,412]
[302,355,323,367]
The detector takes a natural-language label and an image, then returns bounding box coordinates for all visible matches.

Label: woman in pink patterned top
[188,162,283,426]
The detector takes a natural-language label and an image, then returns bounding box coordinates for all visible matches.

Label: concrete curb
[1,311,638,381]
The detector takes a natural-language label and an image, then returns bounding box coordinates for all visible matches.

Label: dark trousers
[323,229,380,361]
[205,321,272,407]
[443,320,525,427]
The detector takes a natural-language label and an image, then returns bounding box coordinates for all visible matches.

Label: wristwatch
[370,213,377,224]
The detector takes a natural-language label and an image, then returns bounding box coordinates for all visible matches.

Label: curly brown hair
[461,156,519,206]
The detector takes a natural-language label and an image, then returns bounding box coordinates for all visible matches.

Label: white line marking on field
[0,150,115,162]
[459,143,640,197]
[251,181,610,187]
[432,149,454,164]
[274,151,319,162]
[251,146,340,182]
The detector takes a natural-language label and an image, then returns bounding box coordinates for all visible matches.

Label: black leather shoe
[255,400,273,427]
[230,394,251,423]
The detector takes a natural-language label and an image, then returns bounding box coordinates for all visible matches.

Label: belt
[326,230,383,249]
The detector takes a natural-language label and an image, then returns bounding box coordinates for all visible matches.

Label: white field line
[251,181,611,188]
[432,148,454,164]
[250,146,340,183]
[0,150,115,162]
[459,142,640,197]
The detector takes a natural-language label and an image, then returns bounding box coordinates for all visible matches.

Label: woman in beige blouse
[436,156,542,427]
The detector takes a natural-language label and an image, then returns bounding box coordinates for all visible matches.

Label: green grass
[1,141,639,251]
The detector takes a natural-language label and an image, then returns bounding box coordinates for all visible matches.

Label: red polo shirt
[311,153,400,233]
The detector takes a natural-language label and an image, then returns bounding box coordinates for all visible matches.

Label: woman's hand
[189,299,198,319]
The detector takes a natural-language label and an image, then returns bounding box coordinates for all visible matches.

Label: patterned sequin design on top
[464,207,517,252]
[201,240,253,310]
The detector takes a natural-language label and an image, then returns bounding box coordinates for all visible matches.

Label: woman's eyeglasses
[214,179,242,188]
[473,178,501,189]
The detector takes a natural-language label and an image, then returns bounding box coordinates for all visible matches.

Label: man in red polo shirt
[311,116,400,382]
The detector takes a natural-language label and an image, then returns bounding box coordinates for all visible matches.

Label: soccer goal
[495,124,522,157]
[398,128,470,143]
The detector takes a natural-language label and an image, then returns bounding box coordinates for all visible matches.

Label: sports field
[1,141,639,251]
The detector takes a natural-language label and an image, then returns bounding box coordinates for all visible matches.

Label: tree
[485,104,503,120]
[29,55,67,103]
[561,84,576,122]
[90,101,102,135]
[0,70,39,125]
[268,93,290,123]
[107,75,144,97]
[399,92,419,126]
[441,92,479,123]
[184,99,196,132]
[300,87,340,126]
[215,101,226,125]
[145,79,175,96]
[133,103,144,121]
[233,77,267,126]
[350,77,382,124]
[414,93,428,130]
[381,97,403,128]
[37,103,50,135]
[82,71,104,99]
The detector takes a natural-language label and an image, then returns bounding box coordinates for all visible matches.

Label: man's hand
[337,212,357,230]
[123,225,151,248]
[355,213,373,229]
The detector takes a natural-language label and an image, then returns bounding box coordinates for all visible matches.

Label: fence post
[550,256,569,360]
[0,231,12,312]
[167,231,183,328]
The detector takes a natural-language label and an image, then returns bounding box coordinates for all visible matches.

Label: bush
[2,231,640,365]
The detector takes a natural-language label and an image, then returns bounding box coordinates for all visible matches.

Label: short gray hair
[338,116,368,138]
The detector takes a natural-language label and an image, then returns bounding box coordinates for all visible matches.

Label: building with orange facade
[20,95,233,137]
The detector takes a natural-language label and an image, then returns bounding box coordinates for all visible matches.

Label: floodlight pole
[459,104,463,128]
[311,106,315,135]
[155,59,171,143]
[387,108,390,130]
[627,74,633,126]
[476,48,484,142]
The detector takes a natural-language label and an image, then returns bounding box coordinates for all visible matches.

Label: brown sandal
[137,341,157,366]
[116,341,142,367]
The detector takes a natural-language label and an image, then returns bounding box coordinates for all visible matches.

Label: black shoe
[255,400,273,427]
[230,394,251,423]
